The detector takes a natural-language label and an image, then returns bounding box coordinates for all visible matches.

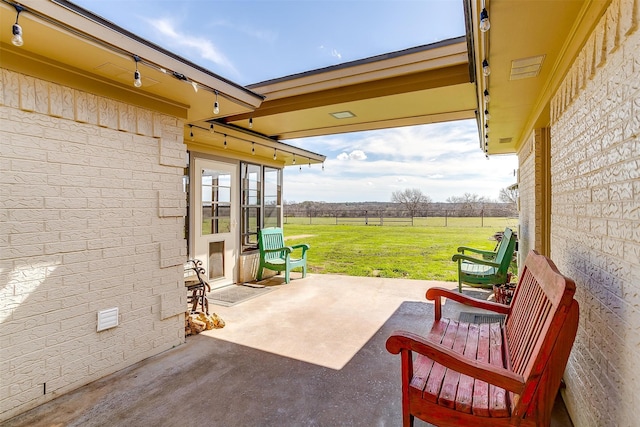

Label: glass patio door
[192,158,238,289]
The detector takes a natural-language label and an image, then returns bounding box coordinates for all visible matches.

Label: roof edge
[247,35,468,89]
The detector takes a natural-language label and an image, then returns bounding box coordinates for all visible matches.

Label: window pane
[201,168,232,235]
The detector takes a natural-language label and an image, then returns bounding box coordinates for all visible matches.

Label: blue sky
[75,0,518,202]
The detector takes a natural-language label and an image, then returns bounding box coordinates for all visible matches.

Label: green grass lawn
[284,218,517,282]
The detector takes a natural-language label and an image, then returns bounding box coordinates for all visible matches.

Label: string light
[185,123,325,166]
[483,89,490,104]
[133,56,142,88]
[479,8,491,32]
[213,90,220,114]
[482,59,491,76]
[273,148,277,160]
[484,109,491,121]
[485,123,489,133]
[322,162,325,171]
[11,4,24,47]
[249,117,253,129]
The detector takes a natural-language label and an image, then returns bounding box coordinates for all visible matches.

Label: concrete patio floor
[4,274,573,426]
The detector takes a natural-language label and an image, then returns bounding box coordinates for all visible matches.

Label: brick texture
[547,0,640,425]
[0,70,188,421]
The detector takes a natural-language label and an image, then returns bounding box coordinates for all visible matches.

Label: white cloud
[331,49,342,59]
[283,120,518,203]
[337,150,367,161]
[146,18,238,75]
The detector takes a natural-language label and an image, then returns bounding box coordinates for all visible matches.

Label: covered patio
[6,274,572,426]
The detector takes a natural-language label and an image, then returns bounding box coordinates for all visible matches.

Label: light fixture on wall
[11,4,24,47]
[479,8,490,32]
[133,56,142,88]
[482,59,491,76]
[213,90,220,114]
[223,134,227,149]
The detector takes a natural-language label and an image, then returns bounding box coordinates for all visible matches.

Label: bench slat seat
[387,250,579,427]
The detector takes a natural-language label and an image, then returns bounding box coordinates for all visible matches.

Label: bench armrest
[426,286,510,320]
[457,246,496,258]
[386,330,525,394]
[451,253,501,267]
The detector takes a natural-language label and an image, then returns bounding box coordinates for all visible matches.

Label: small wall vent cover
[97,307,119,332]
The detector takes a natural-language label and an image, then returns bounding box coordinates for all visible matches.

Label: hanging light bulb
[251,142,255,155]
[273,148,277,160]
[308,160,311,168]
[209,123,214,133]
[479,8,491,32]
[223,134,227,149]
[189,125,194,140]
[484,109,491,121]
[483,89,490,104]
[11,5,24,47]
[249,117,253,129]
[292,154,296,165]
[485,123,489,133]
[482,59,491,76]
[133,56,142,88]
[213,91,220,114]
[322,162,325,171]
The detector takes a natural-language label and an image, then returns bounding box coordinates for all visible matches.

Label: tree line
[285,188,518,218]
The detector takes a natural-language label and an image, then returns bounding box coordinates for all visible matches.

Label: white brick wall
[0,69,188,421]
[548,1,640,425]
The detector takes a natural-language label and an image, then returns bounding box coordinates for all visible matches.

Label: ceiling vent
[330,111,356,119]
[510,55,545,80]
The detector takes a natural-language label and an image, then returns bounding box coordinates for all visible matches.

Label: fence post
[365,210,368,226]
[481,209,484,227]
[445,210,448,227]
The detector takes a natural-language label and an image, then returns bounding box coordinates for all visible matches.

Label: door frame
[189,155,239,289]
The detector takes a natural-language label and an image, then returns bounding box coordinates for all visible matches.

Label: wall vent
[499,137,513,144]
[97,307,119,332]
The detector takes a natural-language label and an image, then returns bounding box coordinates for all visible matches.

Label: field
[283,217,517,282]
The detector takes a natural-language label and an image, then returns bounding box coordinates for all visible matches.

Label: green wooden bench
[257,227,310,284]
[452,227,516,292]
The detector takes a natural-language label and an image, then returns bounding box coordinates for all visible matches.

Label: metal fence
[284,209,518,228]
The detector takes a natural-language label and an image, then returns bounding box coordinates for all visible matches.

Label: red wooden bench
[386,250,579,427]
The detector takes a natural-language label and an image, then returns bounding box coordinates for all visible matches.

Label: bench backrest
[494,227,516,273]
[504,250,579,418]
[259,227,286,260]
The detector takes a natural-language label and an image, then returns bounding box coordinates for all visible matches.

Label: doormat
[208,285,275,307]
[458,312,506,326]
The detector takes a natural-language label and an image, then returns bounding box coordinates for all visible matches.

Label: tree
[499,185,518,205]
[391,188,432,217]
